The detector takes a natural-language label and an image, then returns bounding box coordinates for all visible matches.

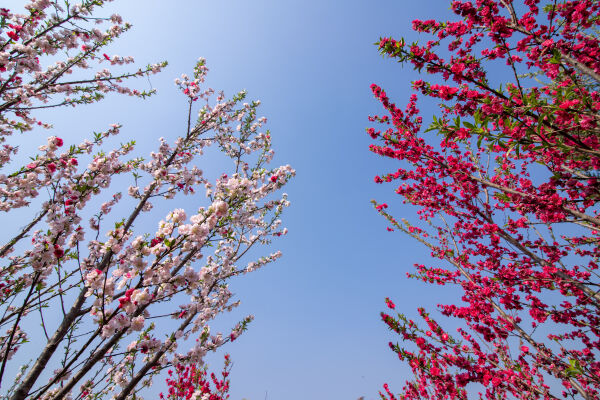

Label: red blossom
[371,0,600,398]
[162,355,232,400]
[53,245,64,259]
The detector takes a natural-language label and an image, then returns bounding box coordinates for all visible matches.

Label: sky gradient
[4,1,460,399]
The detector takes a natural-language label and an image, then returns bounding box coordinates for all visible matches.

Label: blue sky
[4,1,462,399]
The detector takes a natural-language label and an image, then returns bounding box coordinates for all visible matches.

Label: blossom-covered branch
[368,0,600,398]
[0,2,294,399]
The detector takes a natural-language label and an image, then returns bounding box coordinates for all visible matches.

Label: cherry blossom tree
[0,1,294,399]
[367,0,600,398]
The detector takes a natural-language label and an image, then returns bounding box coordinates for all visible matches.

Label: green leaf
[549,49,562,64]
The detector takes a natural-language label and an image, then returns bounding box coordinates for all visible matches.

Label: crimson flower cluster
[160,354,231,400]
[368,0,600,398]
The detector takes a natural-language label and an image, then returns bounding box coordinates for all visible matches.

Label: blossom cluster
[0,0,166,140]
[160,354,232,400]
[0,2,294,400]
[368,0,600,398]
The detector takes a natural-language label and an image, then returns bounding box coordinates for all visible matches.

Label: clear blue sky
[5,1,460,399]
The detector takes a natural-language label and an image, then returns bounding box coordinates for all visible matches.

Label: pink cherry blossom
[0,2,294,399]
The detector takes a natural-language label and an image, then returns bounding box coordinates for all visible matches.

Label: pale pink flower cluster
[0,326,27,361]
[0,0,166,140]
[0,4,294,398]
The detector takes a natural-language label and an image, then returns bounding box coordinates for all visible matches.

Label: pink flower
[212,200,228,217]
[131,316,145,331]
[385,297,396,309]
[53,245,64,259]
